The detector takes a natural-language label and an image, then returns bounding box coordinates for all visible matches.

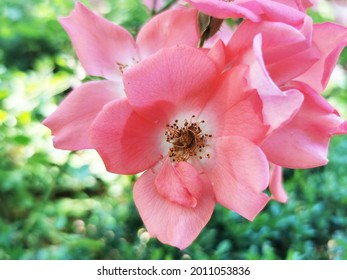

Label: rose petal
[235,34,304,132]
[264,17,321,86]
[206,39,226,72]
[261,82,345,168]
[205,22,234,48]
[155,157,197,208]
[90,99,163,174]
[134,163,214,249]
[137,7,199,57]
[59,2,139,81]
[226,16,317,86]
[43,80,120,150]
[335,121,347,135]
[202,136,270,221]
[185,0,260,21]
[295,23,347,93]
[124,46,219,121]
[269,164,288,203]
[186,0,306,24]
[202,65,268,144]
[254,0,306,27]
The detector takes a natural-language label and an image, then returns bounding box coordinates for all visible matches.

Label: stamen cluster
[165,115,212,162]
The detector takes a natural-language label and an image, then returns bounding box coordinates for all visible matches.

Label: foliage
[0,0,347,260]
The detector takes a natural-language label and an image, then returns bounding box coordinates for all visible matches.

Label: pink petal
[202,65,268,144]
[90,99,163,174]
[155,157,197,208]
[232,34,304,132]
[185,0,261,21]
[187,0,306,24]
[271,0,301,10]
[335,121,347,135]
[227,19,307,62]
[43,81,120,150]
[205,22,234,48]
[254,0,306,27]
[124,46,219,121]
[206,39,226,73]
[134,163,215,249]
[261,82,345,168]
[227,16,317,86]
[266,45,320,86]
[302,0,317,9]
[137,7,199,58]
[202,136,270,221]
[269,164,288,203]
[59,2,139,81]
[249,34,305,130]
[264,17,321,86]
[295,23,347,93]
[273,0,317,11]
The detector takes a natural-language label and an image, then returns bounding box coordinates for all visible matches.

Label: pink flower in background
[225,11,347,200]
[294,23,347,93]
[331,0,347,26]
[261,81,345,168]
[226,15,347,170]
[226,15,312,132]
[90,46,270,249]
[143,0,185,12]
[43,2,199,151]
[143,0,167,11]
[226,8,347,95]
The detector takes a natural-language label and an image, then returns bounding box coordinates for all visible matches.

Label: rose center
[165,115,212,162]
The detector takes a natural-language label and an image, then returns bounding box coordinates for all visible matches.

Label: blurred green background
[1,0,347,260]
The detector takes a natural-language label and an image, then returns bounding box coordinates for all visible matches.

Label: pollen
[116,62,129,74]
[165,115,212,162]
[116,58,140,74]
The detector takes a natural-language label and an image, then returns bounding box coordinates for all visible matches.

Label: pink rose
[90,46,271,248]
[43,0,346,247]
[331,0,347,26]
[225,12,347,200]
